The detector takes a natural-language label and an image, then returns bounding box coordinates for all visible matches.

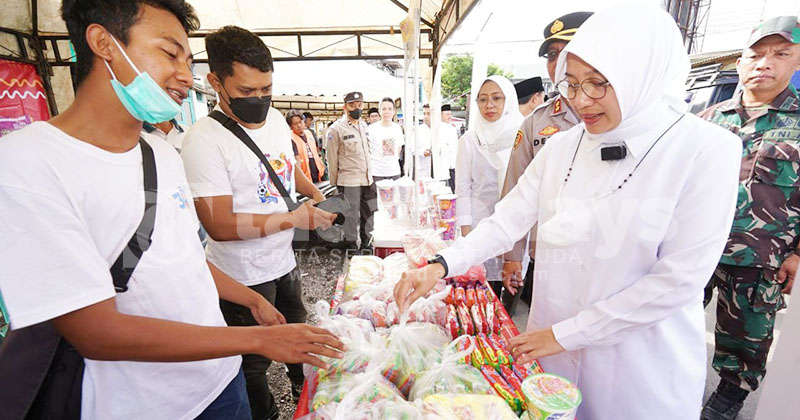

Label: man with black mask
[181,26,335,420]
[326,92,376,249]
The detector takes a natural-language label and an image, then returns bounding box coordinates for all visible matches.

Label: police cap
[344,91,363,103]
[538,11,593,57]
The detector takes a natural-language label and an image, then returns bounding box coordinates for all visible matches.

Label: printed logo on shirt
[256,153,294,204]
[172,186,189,209]
[539,125,560,136]
[382,137,396,156]
[513,130,524,150]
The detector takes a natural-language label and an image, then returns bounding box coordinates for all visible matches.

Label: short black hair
[206,26,273,81]
[518,91,544,105]
[303,112,313,120]
[62,0,199,87]
[368,107,379,115]
[380,97,395,107]
[286,109,303,126]
[422,104,430,109]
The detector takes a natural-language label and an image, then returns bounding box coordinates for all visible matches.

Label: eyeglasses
[556,78,611,100]
[476,94,505,107]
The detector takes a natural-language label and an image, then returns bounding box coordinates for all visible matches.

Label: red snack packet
[484,300,500,334]
[476,288,489,305]
[444,287,455,305]
[479,365,523,412]
[489,334,512,365]
[476,333,499,368]
[454,287,466,305]
[446,305,460,338]
[456,303,474,335]
[470,304,487,334]
[465,288,476,307]
[500,324,516,343]
[455,335,473,366]
[499,365,525,398]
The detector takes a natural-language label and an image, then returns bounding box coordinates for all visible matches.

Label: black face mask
[348,108,362,120]
[221,84,271,124]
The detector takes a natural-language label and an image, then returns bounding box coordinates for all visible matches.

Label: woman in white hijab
[395,4,743,419]
[454,75,523,294]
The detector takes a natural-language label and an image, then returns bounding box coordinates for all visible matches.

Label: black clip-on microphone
[601,145,627,161]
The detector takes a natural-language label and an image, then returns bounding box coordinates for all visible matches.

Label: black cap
[368,107,379,115]
[514,77,544,100]
[344,91,363,103]
[538,11,593,57]
[441,104,451,112]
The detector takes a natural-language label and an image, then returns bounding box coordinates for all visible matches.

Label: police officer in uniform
[499,11,592,314]
[699,16,800,420]
[327,91,376,249]
[514,76,546,117]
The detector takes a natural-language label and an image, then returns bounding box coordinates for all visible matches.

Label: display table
[292,273,528,419]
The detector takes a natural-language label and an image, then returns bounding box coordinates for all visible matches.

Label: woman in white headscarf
[395,3,743,419]
[454,75,523,294]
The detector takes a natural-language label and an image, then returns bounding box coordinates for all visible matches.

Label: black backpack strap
[209,110,299,211]
[109,138,158,292]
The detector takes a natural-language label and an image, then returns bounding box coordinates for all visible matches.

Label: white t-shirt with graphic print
[0,122,240,420]
[367,121,405,177]
[182,107,297,285]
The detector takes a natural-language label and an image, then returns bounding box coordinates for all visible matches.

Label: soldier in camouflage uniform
[699,16,800,420]
[499,11,591,314]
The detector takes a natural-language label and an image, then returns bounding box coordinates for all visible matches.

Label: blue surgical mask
[104,35,182,123]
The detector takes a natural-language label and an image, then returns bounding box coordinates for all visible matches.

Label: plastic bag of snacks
[381,252,410,283]
[306,302,385,387]
[382,322,451,396]
[311,371,404,411]
[454,264,487,284]
[343,279,396,303]
[408,335,495,401]
[401,230,447,268]
[301,399,421,420]
[421,394,519,420]
[386,284,450,327]
[345,255,385,292]
[336,297,389,328]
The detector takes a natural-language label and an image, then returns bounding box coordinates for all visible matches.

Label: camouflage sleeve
[696,101,725,122]
[502,126,535,262]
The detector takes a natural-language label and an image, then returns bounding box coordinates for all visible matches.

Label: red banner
[0,59,50,136]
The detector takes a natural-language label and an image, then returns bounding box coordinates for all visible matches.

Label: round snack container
[397,178,415,203]
[521,373,582,420]
[436,194,457,220]
[438,218,457,241]
[385,204,398,220]
[376,180,396,205]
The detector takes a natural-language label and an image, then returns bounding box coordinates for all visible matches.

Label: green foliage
[440,55,513,108]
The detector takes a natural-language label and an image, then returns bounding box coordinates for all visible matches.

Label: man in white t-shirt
[142,118,187,151]
[439,104,459,190]
[181,27,336,420]
[368,97,404,182]
[0,3,342,420]
[416,104,433,178]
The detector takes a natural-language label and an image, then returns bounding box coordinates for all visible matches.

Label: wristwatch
[427,254,449,278]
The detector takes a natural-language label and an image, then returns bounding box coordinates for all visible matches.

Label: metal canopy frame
[0,0,478,115]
